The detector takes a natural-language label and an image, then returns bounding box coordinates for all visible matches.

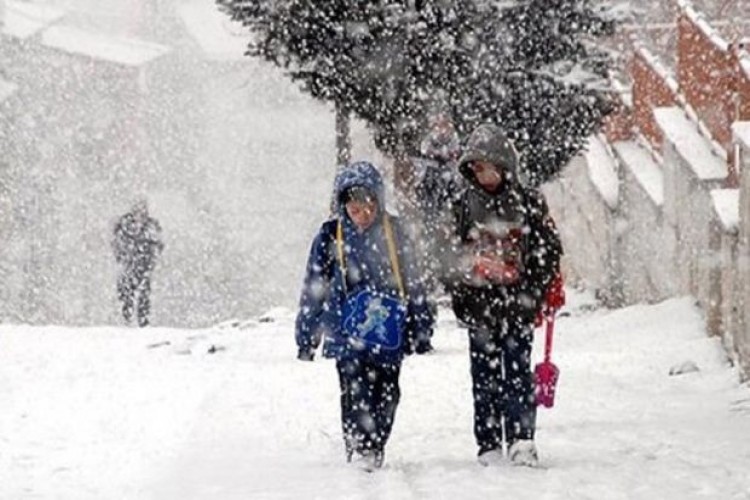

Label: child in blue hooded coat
[295,161,434,470]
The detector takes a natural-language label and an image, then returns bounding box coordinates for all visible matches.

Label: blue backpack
[336,216,407,360]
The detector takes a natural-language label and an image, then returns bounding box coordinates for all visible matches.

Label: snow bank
[711,188,740,232]
[584,135,619,209]
[654,107,727,182]
[613,140,664,206]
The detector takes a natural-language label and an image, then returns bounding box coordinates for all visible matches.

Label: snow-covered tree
[219,0,617,185]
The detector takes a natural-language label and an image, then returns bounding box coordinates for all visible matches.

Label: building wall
[733,128,750,378]
[542,149,620,305]
[677,10,736,150]
[630,50,678,151]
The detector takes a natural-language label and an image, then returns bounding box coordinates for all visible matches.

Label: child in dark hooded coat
[440,124,563,467]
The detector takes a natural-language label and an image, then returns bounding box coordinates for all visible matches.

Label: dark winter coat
[413,156,462,226]
[295,161,434,361]
[112,213,164,275]
[442,124,562,330]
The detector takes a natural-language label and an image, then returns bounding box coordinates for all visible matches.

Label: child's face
[346,199,379,231]
[470,161,503,192]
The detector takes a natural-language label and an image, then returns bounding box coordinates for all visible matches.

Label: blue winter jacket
[295,161,434,362]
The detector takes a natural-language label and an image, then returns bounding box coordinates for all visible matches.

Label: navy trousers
[117,271,151,327]
[336,358,401,455]
[468,316,536,454]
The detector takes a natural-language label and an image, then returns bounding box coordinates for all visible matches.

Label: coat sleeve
[294,221,339,354]
[393,219,435,352]
[521,190,563,313]
[112,220,128,264]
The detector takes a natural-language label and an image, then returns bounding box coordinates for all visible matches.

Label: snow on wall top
[732,121,750,149]
[41,26,170,67]
[654,107,727,181]
[1,0,64,40]
[585,135,619,210]
[711,188,740,232]
[636,46,679,94]
[613,140,664,207]
[740,54,750,81]
[0,78,17,104]
[677,0,730,52]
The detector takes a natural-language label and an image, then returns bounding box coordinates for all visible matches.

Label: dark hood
[333,161,386,216]
[458,124,521,193]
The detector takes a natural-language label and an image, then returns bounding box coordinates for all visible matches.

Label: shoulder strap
[335,216,407,301]
[336,219,347,294]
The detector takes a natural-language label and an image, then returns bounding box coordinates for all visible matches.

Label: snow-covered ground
[2,291,749,499]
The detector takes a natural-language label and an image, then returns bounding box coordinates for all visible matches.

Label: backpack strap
[335,219,347,294]
[335,215,407,301]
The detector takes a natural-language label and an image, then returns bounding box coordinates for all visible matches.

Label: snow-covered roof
[0,78,17,104]
[1,0,64,39]
[585,135,619,209]
[653,107,727,181]
[711,188,740,233]
[732,121,750,150]
[613,141,664,207]
[41,26,170,67]
[178,0,251,61]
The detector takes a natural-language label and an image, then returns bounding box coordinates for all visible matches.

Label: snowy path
[2,293,750,499]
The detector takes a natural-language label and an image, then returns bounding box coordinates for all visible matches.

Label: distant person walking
[410,112,463,335]
[112,200,164,327]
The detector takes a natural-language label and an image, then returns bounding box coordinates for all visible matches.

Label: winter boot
[477,448,504,467]
[352,450,383,472]
[508,440,539,467]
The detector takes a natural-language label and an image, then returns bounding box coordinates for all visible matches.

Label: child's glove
[472,256,520,285]
[297,347,315,362]
[544,273,565,313]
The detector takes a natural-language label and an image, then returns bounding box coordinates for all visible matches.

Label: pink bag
[534,314,559,408]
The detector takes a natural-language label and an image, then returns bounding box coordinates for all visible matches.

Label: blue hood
[333,161,386,216]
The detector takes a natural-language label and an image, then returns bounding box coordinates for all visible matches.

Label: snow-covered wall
[612,141,676,304]
[547,112,750,379]
[656,107,727,316]
[731,122,750,377]
[542,137,621,305]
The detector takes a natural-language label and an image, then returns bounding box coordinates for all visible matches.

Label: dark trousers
[468,316,536,454]
[336,358,401,455]
[117,271,151,327]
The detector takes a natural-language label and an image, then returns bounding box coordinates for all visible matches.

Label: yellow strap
[335,215,407,301]
[336,220,347,293]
